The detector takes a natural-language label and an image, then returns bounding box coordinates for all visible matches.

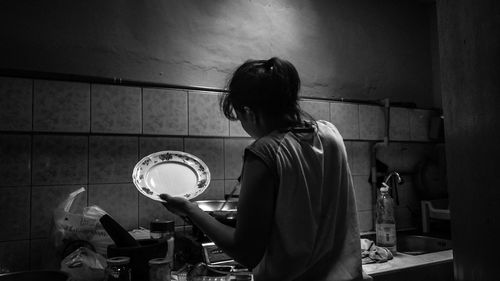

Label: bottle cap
[150,219,174,232]
[107,256,130,265]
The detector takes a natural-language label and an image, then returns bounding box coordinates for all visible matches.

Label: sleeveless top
[245,120,364,281]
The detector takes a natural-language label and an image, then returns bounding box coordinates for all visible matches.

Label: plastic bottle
[375,183,397,254]
[104,256,131,281]
[150,220,175,269]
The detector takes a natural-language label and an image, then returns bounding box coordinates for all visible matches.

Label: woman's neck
[256,114,302,137]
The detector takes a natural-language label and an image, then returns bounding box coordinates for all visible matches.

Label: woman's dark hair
[220,57,303,124]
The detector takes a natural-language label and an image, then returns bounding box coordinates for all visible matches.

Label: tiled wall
[0,76,440,272]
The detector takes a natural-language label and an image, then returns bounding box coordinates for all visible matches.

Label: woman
[161,57,369,281]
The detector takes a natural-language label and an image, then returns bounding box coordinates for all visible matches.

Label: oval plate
[132,151,210,202]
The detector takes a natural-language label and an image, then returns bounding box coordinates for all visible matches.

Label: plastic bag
[51,187,113,257]
[60,246,107,281]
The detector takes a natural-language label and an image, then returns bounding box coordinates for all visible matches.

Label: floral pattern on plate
[132,151,210,202]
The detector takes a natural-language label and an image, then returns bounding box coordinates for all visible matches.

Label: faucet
[383,171,403,205]
[383,171,402,185]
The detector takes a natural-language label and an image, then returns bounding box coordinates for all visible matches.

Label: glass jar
[149,257,171,281]
[105,256,131,281]
[150,219,174,240]
[150,219,175,268]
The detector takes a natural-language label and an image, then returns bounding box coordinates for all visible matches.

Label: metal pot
[193,200,238,241]
[195,200,238,224]
[195,200,238,212]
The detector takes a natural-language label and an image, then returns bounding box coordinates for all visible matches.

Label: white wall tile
[229,121,249,137]
[359,104,385,140]
[91,84,142,134]
[34,80,90,132]
[299,100,330,121]
[0,77,32,131]
[345,141,353,164]
[89,183,138,230]
[330,102,359,140]
[188,91,229,136]
[410,109,434,141]
[0,187,30,241]
[0,134,31,186]
[347,141,372,176]
[389,107,410,141]
[353,175,373,211]
[32,135,88,185]
[139,136,184,159]
[224,138,253,179]
[0,240,30,272]
[89,136,138,184]
[143,88,188,135]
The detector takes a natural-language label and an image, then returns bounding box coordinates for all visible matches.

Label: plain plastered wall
[1,0,437,107]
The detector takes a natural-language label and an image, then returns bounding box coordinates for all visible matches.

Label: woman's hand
[160,194,193,217]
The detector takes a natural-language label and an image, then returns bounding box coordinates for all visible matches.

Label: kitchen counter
[363,249,453,277]
[174,228,453,279]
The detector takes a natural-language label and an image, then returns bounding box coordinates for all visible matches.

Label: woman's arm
[161,152,276,268]
[228,151,276,267]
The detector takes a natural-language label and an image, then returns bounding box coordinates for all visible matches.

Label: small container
[150,219,172,240]
[149,257,171,281]
[105,256,131,281]
[150,219,175,268]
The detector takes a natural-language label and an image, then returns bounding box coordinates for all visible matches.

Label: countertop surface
[362,249,453,276]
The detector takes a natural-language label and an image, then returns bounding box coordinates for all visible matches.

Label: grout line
[28,108,34,269]
[0,238,34,243]
[86,83,91,134]
[28,182,134,189]
[88,83,92,207]
[27,79,35,269]
[137,134,140,230]
[31,79,35,132]
[140,87,144,135]
[87,84,92,207]
[87,136,90,207]
[327,101,332,124]
[186,90,190,136]
[222,138,226,194]
[357,104,361,140]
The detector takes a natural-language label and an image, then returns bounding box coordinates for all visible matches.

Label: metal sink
[397,235,452,255]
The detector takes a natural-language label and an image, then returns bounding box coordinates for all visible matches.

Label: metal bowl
[195,200,238,212]
[194,200,238,227]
